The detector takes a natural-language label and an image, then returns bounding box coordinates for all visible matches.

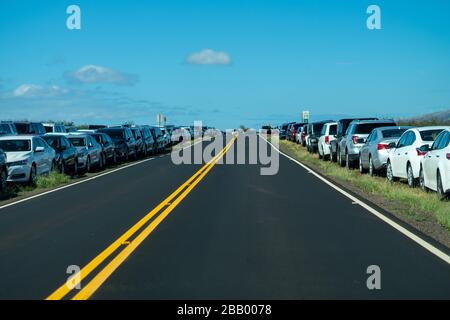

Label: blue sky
[1,0,449,129]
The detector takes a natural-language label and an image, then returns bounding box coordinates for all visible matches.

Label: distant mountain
[399,109,450,125]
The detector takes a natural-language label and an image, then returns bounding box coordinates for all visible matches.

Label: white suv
[387,127,447,187]
[419,128,450,199]
[318,122,337,161]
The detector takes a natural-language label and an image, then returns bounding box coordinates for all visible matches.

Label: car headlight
[8,159,28,167]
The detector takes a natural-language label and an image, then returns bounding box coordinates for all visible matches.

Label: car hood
[5,151,31,162]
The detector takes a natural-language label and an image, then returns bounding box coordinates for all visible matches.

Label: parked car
[148,126,165,152]
[0,122,18,137]
[98,127,137,161]
[88,133,117,165]
[419,128,450,200]
[318,122,337,160]
[43,134,79,175]
[159,127,171,147]
[289,123,305,142]
[299,124,308,146]
[331,118,378,163]
[68,135,104,172]
[306,120,333,153]
[279,123,291,140]
[386,127,447,187]
[0,135,56,184]
[131,127,146,156]
[358,126,412,176]
[65,126,78,133]
[0,149,7,193]
[43,123,66,134]
[338,119,396,169]
[13,122,46,136]
[137,126,156,155]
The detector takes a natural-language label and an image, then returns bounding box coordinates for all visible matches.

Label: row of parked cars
[275,118,450,200]
[0,121,203,194]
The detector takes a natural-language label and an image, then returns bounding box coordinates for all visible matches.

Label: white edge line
[0,138,205,212]
[261,135,450,265]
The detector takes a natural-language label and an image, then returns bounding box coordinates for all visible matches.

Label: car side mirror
[388,142,397,149]
[35,146,45,153]
[418,144,430,152]
[88,143,93,148]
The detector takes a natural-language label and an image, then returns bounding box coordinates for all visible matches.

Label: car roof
[68,134,89,138]
[411,126,450,132]
[0,135,35,140]
[375,126,412,131]
[349,119,395,125]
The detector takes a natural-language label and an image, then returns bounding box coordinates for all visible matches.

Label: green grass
[279,140,450,231]
[35,171,72,189]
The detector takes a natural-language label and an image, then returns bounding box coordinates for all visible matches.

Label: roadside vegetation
[279,140,450,231]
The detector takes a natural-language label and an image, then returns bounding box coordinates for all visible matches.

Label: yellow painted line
[46,136,236,300]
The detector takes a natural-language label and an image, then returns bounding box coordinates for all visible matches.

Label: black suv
[88,133,117,165]
[98,127,137,161]
[43,134,79,175]
[330,118,378,163]
[138,126,156,155]
[14,122,46,136]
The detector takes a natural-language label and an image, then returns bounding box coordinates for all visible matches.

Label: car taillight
[416,148,428,156]
[447,153,450,160]
[325,136,330,144]
[377,143,389,150]
[352,135,359,144]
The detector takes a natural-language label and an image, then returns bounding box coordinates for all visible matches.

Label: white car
[0,135,56,184]
[318,122,337,160]
[386,127,447,187]
[419,128,450,199]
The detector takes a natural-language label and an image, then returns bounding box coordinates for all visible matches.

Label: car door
[398,132,416,178]
[391,132,408,177]
[32,138,46,174]
[424,132,445,190]
[361,131,374,166]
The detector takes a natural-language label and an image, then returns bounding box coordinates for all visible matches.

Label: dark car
[280,122,294,140]
[306,120,333,153]
[138,126,156,155]
[88,133,116,165]
[130,127,146,157]
[147,126,164,153]
[98,127,137,161]
[13,122,46,136]
[0,148,7,194]
[43,134,79,175]
[330,118,378,163]
[290,123,305,142]
[0,122,18,136]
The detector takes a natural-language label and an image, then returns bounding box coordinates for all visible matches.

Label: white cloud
[186,49,231,65]
[13,84,68,98]
[65,65,139,85]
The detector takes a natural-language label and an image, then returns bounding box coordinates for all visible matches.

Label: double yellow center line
[47,135,237,300]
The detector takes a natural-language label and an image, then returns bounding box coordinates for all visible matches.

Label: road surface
[0,136,449,300]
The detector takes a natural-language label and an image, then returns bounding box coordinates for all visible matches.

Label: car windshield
[329,125,337,135]
[14,123,29,134]
[102,130,124,140]
[420,129,444,141]
[43,137,60,149]
[313,123,326,135]
[69,137,86,147]
[0,139,31,152]
[91,135,102,143]
[381,129,408,138]
[44,126,53,133]
[281,125,288,130]
[355,123,394,134]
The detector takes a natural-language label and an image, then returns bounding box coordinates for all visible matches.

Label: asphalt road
[0,136,449,299]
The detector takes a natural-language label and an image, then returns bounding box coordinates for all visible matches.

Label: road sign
[156,114,166,126]
[302,111,310,123]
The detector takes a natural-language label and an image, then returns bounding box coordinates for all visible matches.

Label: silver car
[0,135,56,184]
[68,134,103,172]
[338,119,397,169]
[359,126,412,176]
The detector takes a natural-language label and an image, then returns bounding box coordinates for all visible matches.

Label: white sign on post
[302,111,310,123]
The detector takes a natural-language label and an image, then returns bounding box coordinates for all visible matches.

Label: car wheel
[346,152,352,170]
[113,152,117,164]
[60,161,65,175]
[407,164,416,188]
[86,157,91,173]
[72,160,78,177]
[387,161,397,183]
[0,169,7,194]
[318,148,323,159]
[419,166,427,192]
[29,165,37,185]
[338,149,345,167]
[330,151,335,162]
[437,171,447,201]
[359,156,366,174]
[369,156,376,177]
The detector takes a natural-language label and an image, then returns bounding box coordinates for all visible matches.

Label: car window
[69,137,86,147]
[397,132,409,148]
[420,129,444,142]
[0,139,31,152]
[354,122,395,134]
[381,128,408,139]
